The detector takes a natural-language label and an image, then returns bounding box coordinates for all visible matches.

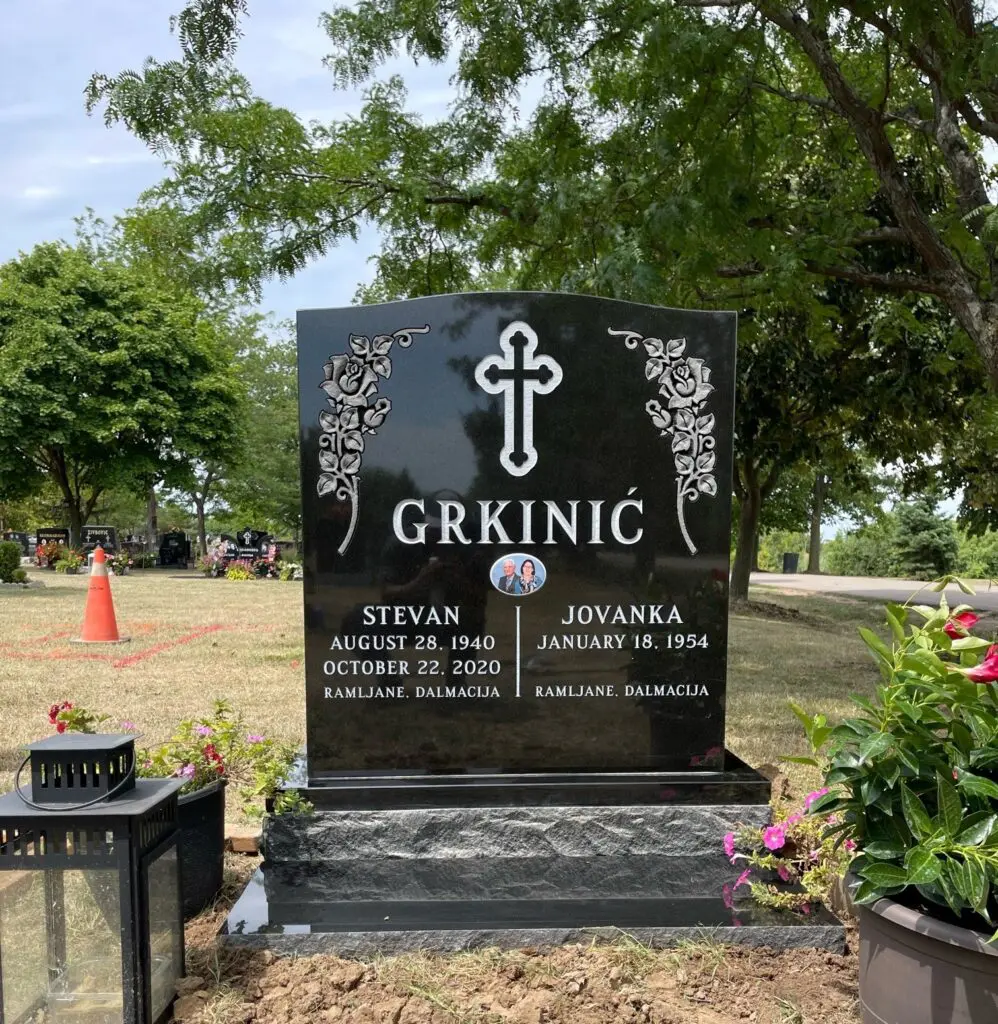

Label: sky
[0,0,455,319]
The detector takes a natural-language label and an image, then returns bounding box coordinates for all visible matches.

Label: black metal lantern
[0,735,185,1024]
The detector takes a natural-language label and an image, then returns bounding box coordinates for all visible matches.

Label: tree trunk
[731,474,762,602]
[806,473,826,574]
[750,531,761,572]
[66,503,83,550]
[195,496,207,557]
[146,486,158,553]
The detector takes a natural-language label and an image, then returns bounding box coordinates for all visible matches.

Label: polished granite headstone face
[298,293,736,782]
[81,524,118,552]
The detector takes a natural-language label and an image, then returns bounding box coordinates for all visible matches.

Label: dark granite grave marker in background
[81,525,118,553]
[35,528,69,549]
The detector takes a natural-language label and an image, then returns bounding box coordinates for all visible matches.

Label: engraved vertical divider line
[515,605,521,698]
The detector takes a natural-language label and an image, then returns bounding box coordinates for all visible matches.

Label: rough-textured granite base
[222,923,846,957]
[264,804,771,863]
[222,801,845,955]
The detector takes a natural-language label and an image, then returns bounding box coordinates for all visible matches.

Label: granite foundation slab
[223,868,845,954]
[263,803,771,863]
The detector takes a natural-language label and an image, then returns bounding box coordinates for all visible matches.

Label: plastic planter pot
[176,779,226,919]
[859,894,998,1023]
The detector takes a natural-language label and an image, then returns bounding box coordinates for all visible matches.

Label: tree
[218,329,301,539]
[0,243,243,545]
[892,500,960,580]
[85,0,992,595]
[88,1,998,390]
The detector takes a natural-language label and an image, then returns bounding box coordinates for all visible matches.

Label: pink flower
[722,883,734,909]
[778,865,790,882]
[733,868,752,890]
[195,725,213,737]
[120,721,136,731]
[247,734,265,744]
[801,903,811,916]
[966,645,998,684]
[804,787,830,810]
[945,610,979,639]
[784,813,802,827]
[176,764,196,779]
[763,825,786,851]
[723,832,736,859]
[844,838,857,852]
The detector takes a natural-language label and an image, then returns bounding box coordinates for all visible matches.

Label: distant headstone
[2,532,29,556]
[297,292,736,784]
[236,527,269,559]
[81,525,118,553]
[35,528,69,549]
[159,531,191,567]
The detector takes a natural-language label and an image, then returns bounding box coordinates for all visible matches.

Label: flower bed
[195,554,302,580]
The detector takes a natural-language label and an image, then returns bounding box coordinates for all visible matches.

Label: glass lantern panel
[0,871,48,1023]
[50,868,123,1024]
[144,846,182,1023]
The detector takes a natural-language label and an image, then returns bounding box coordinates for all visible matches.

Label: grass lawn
[4,569,987,1023]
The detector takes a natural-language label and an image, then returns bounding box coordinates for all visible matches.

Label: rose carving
[321,354,380,406]
[316,325,430,555]
[611,328,718,556]
[659,357,714,409]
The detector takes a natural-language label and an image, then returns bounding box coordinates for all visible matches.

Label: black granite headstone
[81,525,118,553]
[159,531,191,566]
[236,527,269,559]
[35,528,69,549]
[298,293,736,789]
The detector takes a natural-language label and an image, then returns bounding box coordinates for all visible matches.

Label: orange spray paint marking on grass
[111,625,227,668]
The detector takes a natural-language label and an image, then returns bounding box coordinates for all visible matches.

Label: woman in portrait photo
[519,557,542,594]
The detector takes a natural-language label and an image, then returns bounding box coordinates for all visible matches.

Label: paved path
[750,573,998,612]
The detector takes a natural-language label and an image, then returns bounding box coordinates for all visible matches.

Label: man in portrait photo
[496,557,520,594]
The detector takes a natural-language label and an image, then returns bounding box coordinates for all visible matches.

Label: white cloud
[20,185,62,200]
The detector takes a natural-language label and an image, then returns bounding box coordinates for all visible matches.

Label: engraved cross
[475,320,563,477]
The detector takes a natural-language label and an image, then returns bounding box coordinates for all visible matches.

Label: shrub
[0,540,21,583]
[892,500,959,580]
[956,529,998,580]
[12,568,27,583]
[824,517,897,577]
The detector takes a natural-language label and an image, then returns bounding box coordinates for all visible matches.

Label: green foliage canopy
[0,242,243,544]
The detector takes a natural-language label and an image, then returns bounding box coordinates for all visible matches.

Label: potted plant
[53,548,85,574]
[47,699,308,918]
[789,581,998,1023]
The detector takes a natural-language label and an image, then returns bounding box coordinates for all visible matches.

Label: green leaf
[956,771,998,800]
[852,879,887,904]
[859,862,908,887]
[965,858,989,915]
[894,745,921,773]
[885,604,906,644]
[905,847,942,885]
[859,627,894,663]
[955,812,996,846]
[951,636,994,651]
[901,784,934,839]
[781,755,820,767]
[863,840,906,860]
[859,732,893,763]
[936,773,964,837]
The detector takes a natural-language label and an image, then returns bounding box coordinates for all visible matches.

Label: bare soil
[179,858,860,1024]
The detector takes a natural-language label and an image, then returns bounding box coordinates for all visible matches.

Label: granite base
[223,778,845,954]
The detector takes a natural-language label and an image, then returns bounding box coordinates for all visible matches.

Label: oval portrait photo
[490,553,546,597]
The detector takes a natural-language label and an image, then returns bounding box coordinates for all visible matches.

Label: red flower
[945,611,980,639]
[56,721,67,733]
[967,645,998,684]
[49,701,73,725]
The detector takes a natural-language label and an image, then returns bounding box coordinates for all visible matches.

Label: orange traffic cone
[74,546,130,644]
